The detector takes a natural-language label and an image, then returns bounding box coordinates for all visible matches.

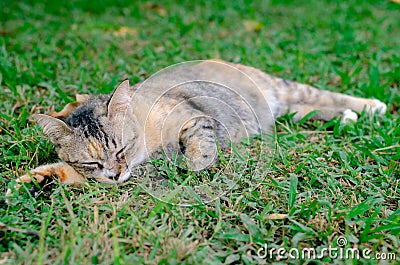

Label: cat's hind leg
[224,61,386,122]
[286,94,386,123]
[274,80,387,122]
[6,162,86,202]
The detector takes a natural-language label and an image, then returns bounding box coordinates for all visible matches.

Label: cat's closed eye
[81,162,104,169]
[115,147,126,162]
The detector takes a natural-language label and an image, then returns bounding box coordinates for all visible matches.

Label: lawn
[1,0,399,264]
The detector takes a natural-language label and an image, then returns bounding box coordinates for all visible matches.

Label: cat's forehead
[62,95,116,144]
[67,95,109,119]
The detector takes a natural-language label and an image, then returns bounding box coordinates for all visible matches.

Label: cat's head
[34,80,135,183]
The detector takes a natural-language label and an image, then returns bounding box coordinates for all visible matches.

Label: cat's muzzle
[103,169,121,180]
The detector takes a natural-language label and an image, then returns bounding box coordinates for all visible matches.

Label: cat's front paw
[187,156,216,172]
[6,162,86,204]
[186,145,218,172]
[5,172,47,203]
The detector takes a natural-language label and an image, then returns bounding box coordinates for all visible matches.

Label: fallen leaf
[264,213,288,220]
[76,94,90,103]
[113,26,138,37]
[142,3,167,16]
[243,20,263,32]
[49,94,90,118]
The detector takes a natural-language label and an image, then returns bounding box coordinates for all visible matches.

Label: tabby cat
[6,59,386,198]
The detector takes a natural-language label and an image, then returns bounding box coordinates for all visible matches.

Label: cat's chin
[94,175,118,184]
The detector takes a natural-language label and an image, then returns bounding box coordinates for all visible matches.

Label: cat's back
[132,60,275,134]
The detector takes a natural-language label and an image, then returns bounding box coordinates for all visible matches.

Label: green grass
[1,0,399,264]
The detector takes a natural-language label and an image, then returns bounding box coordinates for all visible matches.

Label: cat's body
[6,60,387,198]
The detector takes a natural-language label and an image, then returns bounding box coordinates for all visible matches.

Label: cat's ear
[33,114,73,144]
[107,79,131,119]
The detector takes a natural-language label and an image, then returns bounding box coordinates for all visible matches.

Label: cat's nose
[103,169,120,179]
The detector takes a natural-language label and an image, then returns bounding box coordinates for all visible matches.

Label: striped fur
[6,59,387,199]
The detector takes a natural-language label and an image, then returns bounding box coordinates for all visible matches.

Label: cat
[6,59,387,199]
